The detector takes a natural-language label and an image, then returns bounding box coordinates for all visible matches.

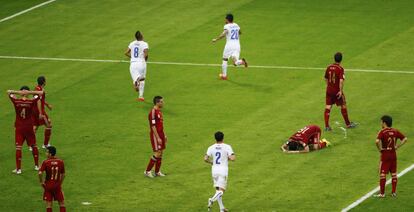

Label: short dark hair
[47,146,57,156]
[287,141,300,151]
[37,76,46,85]
[226,13,234,22]
[20,86,30,91]
[153,96,163,105]
[334,52,342,63]
[215,131,224,142]
[135,31,143,40]
[381,115,392,127]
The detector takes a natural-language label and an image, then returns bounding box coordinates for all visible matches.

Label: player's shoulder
[129,40,138,46]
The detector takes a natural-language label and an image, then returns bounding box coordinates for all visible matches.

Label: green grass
[0,0,413,211]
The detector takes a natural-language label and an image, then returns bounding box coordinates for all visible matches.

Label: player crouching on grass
[281,125,330,153]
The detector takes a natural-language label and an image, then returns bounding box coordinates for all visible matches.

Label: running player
[205,131,235,212]
[38,146,66,212]
[281,125,330,153]
[33,76,53,149]
[374,115,407,198]
[323,52,356,131]
[8,87,43,174]
[144,96,166,178]
[212,13,247,80]
[125,30,149,101]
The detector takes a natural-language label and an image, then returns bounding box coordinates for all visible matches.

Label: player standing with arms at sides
[212,13,247,80]
[33,76,53,149]
[144,96,167,178]
[38,146,66,212]
[125,30,149,101]
[7,87,43,174]
[204,131,235,212]
[374,115,407,198]
[323,52,356,131]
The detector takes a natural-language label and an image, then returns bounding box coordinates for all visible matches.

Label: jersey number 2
[215,152,221,164]
[133,47,139,58]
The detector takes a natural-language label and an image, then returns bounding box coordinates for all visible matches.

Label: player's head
[135,30,143,41]
[225,13,233,23]
[19,86,30,96]
[287,140,299,151]
[46,146,57,158]
[37,76,46,86]
[334,52,342,63]
[153,96,164,107]
[381,115,392,128]
[215,131,224,142]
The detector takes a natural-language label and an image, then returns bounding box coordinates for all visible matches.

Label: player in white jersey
[212,14,248,80]
[204,131,235,212]
[124,31,149,101]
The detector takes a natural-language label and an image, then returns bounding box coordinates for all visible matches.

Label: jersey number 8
[133,47,139,58]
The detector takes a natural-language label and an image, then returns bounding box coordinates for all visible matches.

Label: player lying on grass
[7,87,44,174]
[281,125,330,153]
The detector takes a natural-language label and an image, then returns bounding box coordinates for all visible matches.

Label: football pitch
[1,0,414,211]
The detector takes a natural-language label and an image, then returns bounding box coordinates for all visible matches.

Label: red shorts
[380,159,397,174]
[150,133,166,152]
[326,92,346,106]
[33,112,50,126]
[15,127,36,147]
[43,183,64,202]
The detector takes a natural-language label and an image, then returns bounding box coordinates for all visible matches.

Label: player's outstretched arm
[204,155,213,165]
[212,30,227,43]
[124,48,131,58]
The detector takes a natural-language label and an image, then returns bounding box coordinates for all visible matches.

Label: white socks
[235,59,243,66]
[211,190,225,210]
[139,81,145,98]
[222,60,227,76]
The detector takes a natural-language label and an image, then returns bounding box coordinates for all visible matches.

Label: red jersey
[9,95,39,128]
[377,128,406,160]
[324,63,344,94]
[35,85,46,113]
[290,125,321,145]
[148,108,165,138]
[39,157,65,185]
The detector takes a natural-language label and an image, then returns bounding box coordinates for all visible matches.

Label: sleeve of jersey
[150,111,156,126]
[61,162,65,174]
[39,161,46,172]
[376,131,383,140]
[228,146,235,155]
[144,43,149,50]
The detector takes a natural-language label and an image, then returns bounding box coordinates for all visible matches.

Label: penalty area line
[341,163,414,212]
[0,0,57,23]
[0,55,414,74]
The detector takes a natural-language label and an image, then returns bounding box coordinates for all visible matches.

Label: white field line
[341,163,414,212]
[0,55,414,74]
[0,0,57,23]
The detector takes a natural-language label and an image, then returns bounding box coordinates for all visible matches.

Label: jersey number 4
[215,152,221,164]
[133,47,139,58]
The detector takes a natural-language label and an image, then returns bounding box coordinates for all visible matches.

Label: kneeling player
[281,125,330,153]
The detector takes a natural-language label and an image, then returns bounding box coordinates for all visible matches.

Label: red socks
[155,157,162,173]
[146,156,157,172]
[341,108,350,126]
[324,109,330,128]
[16,148,22,170]
[380,177,386,195]
[47,208,52,212]
[44,128,52,146]
[60,206,66,212]
[392,177,397,193]
[32,146,39,166]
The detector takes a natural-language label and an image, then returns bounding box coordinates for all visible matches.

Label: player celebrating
[323,52,356,131]
[7,87,43,174]
[38,146,66,212]
[33,76,53,149]
[212,13,247,80]
[205,131,235,212]
[125,30,149,101]
[374,115,407,198]
[144,96,166,178]
[281,125,330,153]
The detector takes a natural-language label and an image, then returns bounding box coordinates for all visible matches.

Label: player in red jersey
[144,96,167,178]
[38,146,66,212]
[374,115,407,198]
[323,52,356,131]
[33,76,53,149]
[7,87,44,174]
[281,125,330,153]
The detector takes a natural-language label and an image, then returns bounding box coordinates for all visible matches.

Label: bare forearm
[38,174,43,183]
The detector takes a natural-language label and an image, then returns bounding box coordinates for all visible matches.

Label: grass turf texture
[0,0,413,211]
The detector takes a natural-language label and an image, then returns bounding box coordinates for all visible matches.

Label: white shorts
[129,62,146,83]
[223,46,240,60]
[212,173,228,190]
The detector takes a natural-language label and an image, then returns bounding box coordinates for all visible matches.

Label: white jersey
[224,23,240,48]
[206,143,234,176]
[128,40,149,63]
